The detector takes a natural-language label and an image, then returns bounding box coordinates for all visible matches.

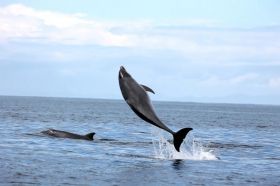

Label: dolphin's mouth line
[120,72,124,78]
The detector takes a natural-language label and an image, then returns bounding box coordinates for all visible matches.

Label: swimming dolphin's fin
[141,84,155,94]
[173,128,193,152]
[85,132,95,140]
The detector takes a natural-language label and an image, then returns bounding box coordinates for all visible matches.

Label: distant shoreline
[0,94,279,107]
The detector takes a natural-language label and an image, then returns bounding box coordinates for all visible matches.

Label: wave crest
[151,128,218,160]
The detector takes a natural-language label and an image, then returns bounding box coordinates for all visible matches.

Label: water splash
[151,128,218,160]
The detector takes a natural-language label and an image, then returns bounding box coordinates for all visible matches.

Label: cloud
[199,73,259,86]
[1,3,279,65]
[0,4,131,46]
[269,77,280,88]
[230,73,259,84]
[1,4,279,71]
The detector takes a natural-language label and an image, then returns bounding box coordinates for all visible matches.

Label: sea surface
[0,96,279,185]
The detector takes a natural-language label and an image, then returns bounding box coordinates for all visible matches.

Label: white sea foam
[151,128,218,160]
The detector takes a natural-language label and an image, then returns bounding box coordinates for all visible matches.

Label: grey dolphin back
[119,68,174,134]
[41,129,95,141]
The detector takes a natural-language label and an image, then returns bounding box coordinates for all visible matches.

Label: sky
[0,0,279,105]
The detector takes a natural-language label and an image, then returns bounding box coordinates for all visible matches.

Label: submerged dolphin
[118,66,192,152]
[41,129,95,141]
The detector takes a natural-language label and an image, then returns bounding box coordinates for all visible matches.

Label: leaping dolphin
[41,129,95,141]
[118,66,192,152]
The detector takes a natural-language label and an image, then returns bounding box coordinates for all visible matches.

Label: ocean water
[0,96,279,185]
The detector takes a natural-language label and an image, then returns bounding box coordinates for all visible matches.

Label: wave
[151,128,218,160]
[206,142,263,149]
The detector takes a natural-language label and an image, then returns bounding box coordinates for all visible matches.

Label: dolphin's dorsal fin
[85,132,95,140]
[141,84,155,94]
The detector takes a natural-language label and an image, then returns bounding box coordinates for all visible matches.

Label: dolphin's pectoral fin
[141,84,155,94]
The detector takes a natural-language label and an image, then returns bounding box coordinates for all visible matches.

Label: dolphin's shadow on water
[105,152,154,160]
[206,142,263,149]
[25,132,47,138]
[172,159,185,170]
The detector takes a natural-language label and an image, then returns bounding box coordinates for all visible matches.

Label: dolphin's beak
[119,66,126,79]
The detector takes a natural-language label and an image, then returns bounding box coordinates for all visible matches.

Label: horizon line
[0,94,279,107]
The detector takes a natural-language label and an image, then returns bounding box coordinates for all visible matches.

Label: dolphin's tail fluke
[173,128,193,152]
[85,132,95,140]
